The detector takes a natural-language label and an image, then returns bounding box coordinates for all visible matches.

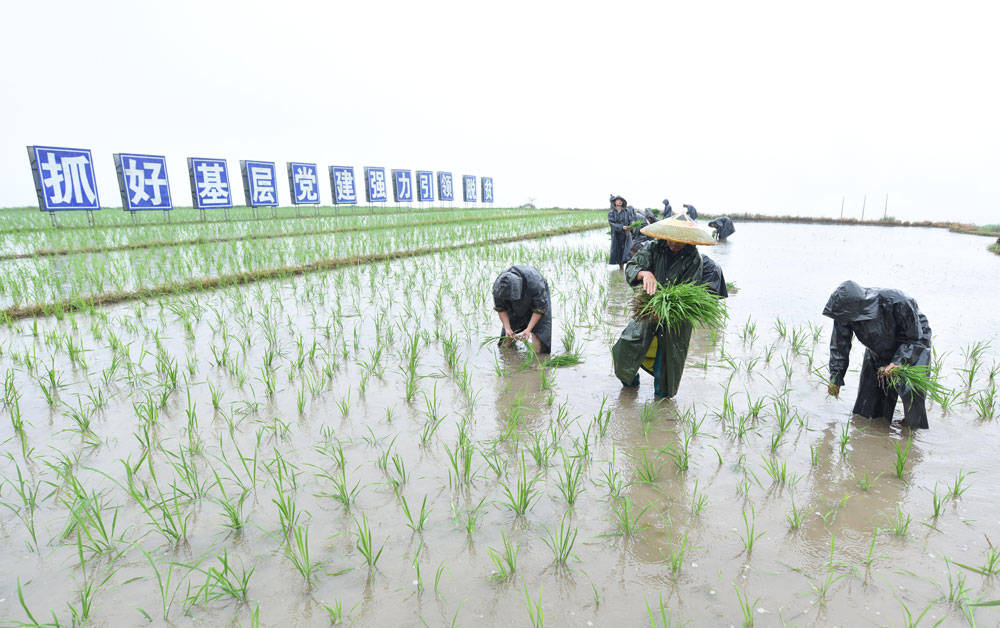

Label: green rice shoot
[631,282,727,332]
[877,364,952,406]
[542,353,583,368]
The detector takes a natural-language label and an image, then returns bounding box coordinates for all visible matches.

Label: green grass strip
[0,210,585,261]
[0,222,605,320]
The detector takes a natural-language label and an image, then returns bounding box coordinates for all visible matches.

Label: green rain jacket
[612,241,703,398]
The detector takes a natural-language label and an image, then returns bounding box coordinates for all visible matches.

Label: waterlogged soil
[0,222,999,626]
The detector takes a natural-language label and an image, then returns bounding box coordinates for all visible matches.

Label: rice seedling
[523,585,545,628]
[646,593,685,628]
[182,550,255,608]
[631,448,663,484]
[877,364,952,406]
[838,422,851,456]
[893,439,912,479]
[733,584,759,627]
[541,513,578,566]
[555,454,584,506]
[354,514,386,569]
[609,495,651,537]
[399,494,431,532]
[761,455,798,487]
[501,454,539,517]
[541,353,583,368]
[487,531,520,583]
[285,524,320,587]
[323,601,344,624]
[738,505,765,555]
[689,479,708,516]
[973,381,996,418]
[855,472,881,491]
[662,430,692,472]
[786,500,805,530]
[598,450,626,498]
[631,282,727,332]
[889,505,911,536]
[948,469,972,499]
[663,524,689,576]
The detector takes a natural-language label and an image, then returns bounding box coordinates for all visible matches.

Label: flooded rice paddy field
[0,220,998,626]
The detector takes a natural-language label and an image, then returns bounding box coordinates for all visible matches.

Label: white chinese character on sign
[371,171,386,198]
[484,179,493,201]
[336,170,356,200]
[41,152,97,205]
[442,176,453,198]
[397,175,410,199]
[124,159,167,205]
[294,166,318,202]
[197,162,228,202]
[250,166,275,203]
[419,175,432,199]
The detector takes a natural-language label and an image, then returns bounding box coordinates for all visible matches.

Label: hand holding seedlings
[637,270,658,295]
[827,383,841,397]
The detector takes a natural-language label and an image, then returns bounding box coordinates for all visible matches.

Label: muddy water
[0,223,998,627]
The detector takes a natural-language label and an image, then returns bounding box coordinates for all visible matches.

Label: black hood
[822,280,880,322]
[493,270,523,302]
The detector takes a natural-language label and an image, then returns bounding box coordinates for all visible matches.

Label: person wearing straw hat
[608,195,636,270]
[612,214,716,398]
[492,265,552,355]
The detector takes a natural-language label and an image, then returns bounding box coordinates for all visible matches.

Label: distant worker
[682,204,698,219]
[662,199,674,217]
[629,208,660,255]
[612,215,716,398]
[823,281,931,429]
[493,265,552,355]
[608,195,636,270]
[708,216,735,241]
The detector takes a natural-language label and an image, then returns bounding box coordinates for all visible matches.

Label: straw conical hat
[640,214,716,246]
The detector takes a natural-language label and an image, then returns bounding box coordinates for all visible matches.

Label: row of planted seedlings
[0,211,606,313]
[0,207,569,259]
[0,204,518,236]
[2,231,999,625]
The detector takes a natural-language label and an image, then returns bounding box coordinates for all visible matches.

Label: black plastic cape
[493,265,553,353]
[708,216,735,240]
[823,280,931,429]
[608,205,636,265]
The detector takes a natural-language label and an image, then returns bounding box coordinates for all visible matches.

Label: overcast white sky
[2,0,998,222]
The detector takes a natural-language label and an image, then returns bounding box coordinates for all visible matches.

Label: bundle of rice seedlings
[877,364,952,405]
[542,353,583,368]
[631,282,727,332]
[628,220,645,231]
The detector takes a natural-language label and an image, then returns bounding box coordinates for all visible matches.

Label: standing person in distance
[492,265,553,355]
[608,195,636,270]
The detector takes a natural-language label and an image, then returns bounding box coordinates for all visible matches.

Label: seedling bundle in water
[878,364,952,405]
[631,282,727,332]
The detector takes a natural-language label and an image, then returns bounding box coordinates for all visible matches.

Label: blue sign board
[463,175,477,202]
[416,170,434,202]
[364,167,388,203]
[437,171,454,202]
[114,153,171,211]
[481,176,494,203]
[329,166,357,205]
[240,160,279,207]
[27,145,101,211]
[188,157,232,209]
[392,169,413,203]
[287,162,320,205]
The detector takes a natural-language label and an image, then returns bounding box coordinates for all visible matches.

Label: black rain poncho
[708,216,735,240]
[823,280,931,429]
[681,204,698,219]
[701,255,728,298]
[608,205,636,265]
[493,265,553,354]
[612,242,703,398]
[662,199,673,217]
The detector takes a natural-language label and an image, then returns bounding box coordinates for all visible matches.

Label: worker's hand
[623,225,632,231]
[882,362,899,375]
[503,327,516,344]
[827,383,841,397]
[638,271,658,295]
[516,329,532,341]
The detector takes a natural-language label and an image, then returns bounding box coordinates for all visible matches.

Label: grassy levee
[0,221,604,320]
[989,240,1000,256]
[0,210,580,260]
[0,205,568,235]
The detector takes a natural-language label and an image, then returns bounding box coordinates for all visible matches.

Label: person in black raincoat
[823,280,931,429]
[662,199,673,217]
[612,216,715,398]
[682,204,698,219]
[700,255,728,298]
[608,195,636,269]
[708,216,735,241]
[493,265,553,354]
